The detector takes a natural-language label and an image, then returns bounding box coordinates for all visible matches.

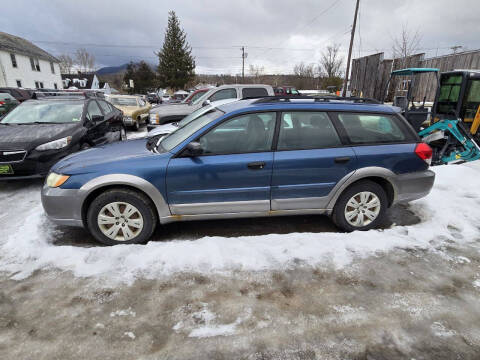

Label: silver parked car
[148,84,274,130]
[147,98,238,138]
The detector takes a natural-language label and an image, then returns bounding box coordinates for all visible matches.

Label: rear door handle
[247,161,266,170]
[334,156,351,164]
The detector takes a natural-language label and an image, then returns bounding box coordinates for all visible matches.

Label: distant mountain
[96,64,129,75]
[96,62,157,75]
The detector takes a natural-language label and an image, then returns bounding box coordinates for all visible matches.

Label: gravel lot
[1,131,480,359]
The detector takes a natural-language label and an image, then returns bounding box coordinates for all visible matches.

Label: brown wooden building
[350,49,480,102]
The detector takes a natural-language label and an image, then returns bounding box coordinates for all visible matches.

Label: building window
[16,80,22,87]
[53,83,58,89]
[30,57,40,72]
[50,62,55,74]
[10,53,17,68]
[35,81,44,89]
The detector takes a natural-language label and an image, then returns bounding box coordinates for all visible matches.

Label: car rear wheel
[332,180,387,232]
[87,188,157,245]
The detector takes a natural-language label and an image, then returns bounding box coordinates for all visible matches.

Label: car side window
[242,88,268,98]
[98,100,111,114]
[209,88,237,102]
[138,99,146,106]
[337,113,407,144]
[278,112,341,150]
[197,112,276,155]
[86,101,103,121]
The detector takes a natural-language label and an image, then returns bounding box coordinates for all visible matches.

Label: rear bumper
[41,185,84,227]
[393,169,435,203]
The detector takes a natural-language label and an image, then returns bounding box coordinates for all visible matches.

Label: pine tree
[157,11,195,90]
[123,61,156,94]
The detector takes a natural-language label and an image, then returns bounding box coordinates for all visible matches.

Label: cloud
[1,0,477,74]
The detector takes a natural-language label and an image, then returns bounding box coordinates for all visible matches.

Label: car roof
[216,97,399,115]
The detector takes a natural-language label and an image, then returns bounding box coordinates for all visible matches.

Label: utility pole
[241,46,245,81]
[342,0,360,97]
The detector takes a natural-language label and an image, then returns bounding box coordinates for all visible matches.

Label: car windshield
[191,90,212,105]
[0,101,84,124]
[184,91,205,104]
[159,109,223,151]
[177,105,214,127]
[110,97,137,106]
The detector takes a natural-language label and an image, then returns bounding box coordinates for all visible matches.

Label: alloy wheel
[97,202,144,241]
[344,191,381,227]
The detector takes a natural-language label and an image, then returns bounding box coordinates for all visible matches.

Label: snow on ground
[1,162,480,284]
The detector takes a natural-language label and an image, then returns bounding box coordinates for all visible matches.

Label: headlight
[35,136,72,151]
[46,172,70,188]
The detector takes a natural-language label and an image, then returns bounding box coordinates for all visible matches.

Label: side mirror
[184,141,203,156]
[91,115,104,122]
[202,99,212,107]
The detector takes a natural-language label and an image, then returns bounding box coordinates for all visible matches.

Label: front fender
[78,173,171,222]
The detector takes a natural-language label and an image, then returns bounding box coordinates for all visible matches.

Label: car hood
[147,123,178,137]
[115,105,140,116]
[149,103,199,117]
[53,138,160,174]
[0,123,80,150]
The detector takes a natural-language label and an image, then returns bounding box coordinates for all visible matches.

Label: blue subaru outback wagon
[42,97,435,245]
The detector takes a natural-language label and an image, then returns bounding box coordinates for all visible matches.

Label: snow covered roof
[0,31,59,62]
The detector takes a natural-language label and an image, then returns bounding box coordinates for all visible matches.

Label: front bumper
[0,149,71,181]
[393,169,435,203]
[41,185,84,227]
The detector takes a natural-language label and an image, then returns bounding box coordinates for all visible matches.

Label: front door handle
[247,161,266,170]
[334,156,350,164]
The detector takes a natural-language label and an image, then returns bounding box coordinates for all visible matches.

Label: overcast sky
[1,0,477,75]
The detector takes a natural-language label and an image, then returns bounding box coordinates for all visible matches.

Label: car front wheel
[332,180,387,232]
[87,188,157,245]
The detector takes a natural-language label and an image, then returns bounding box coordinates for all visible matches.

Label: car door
[84,100,109,146]
[271,111,358,210]
[98,99,121,142]
[166,111,277,215]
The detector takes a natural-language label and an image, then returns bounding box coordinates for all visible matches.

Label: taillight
[415,143,433,165]
[0,101,4,105]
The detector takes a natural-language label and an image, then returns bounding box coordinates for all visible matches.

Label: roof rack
[32,90,104,99]
[246,95,381,104]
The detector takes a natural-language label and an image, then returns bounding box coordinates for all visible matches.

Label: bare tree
[319,44,343,78]
[392,25,422,67]
[74,48,95,73]
[293,62,317,89]
[58,54,74,74]
[248,64,265,83]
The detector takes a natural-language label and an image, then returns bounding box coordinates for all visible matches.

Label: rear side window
[242,88,268,98]
[337,113,408,144]
[278,112,341,150]
[98,100,112,114]
[209,88,237,102]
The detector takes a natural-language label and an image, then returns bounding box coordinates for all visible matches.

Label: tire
[332,180,387,232]
[119,126,127,141]
[87,188,157,245]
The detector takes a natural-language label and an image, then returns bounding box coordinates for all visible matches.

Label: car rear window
[336,113,409,144]
[242,88,268,98]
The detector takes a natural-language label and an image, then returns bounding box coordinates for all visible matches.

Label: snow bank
[1,162,480,283]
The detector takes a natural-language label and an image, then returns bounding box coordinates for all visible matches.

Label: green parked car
[0,93,19,116]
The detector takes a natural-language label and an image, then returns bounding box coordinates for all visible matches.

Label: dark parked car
[147,93,160,104]
[0,93,126,180]
[42,96,434,245]
[0,93,19,115]
[0,87,31,102]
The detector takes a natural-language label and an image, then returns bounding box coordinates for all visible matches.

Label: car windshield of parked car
[110,97,138,106]
[184,91,206,104]
[0,101,84,124]
[191,90,212,105]
[177,105,214,127]
[160,109,223,151]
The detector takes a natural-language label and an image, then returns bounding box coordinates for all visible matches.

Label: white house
[61,73,112,94]
[0,31,63,89]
